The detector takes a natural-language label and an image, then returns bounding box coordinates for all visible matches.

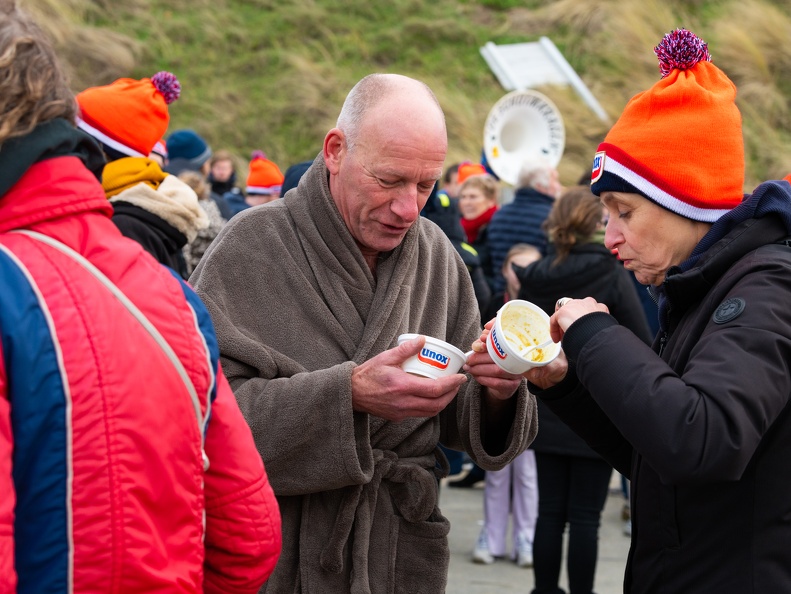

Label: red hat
[457,161,488,185]
[76,72,181,158]
[590,29,744,222]
[246,151,284,195]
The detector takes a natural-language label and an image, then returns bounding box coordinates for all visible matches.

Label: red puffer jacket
[0,156,281,593]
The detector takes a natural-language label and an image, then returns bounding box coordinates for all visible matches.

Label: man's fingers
[389,335,426,364]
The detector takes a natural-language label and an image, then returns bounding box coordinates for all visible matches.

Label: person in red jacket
[0,5,281,593]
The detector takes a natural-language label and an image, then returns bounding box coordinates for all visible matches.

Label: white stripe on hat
[246,185,281,195]
[76,117,145,158]
[604,155,731,223]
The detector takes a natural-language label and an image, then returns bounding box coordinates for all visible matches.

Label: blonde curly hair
[0,3,76,147]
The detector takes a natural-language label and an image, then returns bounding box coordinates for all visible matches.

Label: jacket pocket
[388,510,450,594]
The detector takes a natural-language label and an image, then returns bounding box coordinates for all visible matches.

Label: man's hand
[465,319,523,401]
[522,352,569,389]
[351,335,467,422]
[474,318,569,391]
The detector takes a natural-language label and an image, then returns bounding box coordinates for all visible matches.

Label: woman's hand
[550,297,609,342]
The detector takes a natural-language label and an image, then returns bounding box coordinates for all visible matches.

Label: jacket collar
[514,187,555,204]
[0,156,112,234]
[663,215,788,316]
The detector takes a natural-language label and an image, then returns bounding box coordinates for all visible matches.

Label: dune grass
[23,0,791,189]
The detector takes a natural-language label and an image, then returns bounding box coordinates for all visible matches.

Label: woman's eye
[618,210,631,219]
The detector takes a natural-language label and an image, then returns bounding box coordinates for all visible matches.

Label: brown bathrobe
[191,155,537,593]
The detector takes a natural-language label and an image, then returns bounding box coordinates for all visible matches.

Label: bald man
[191,74,537,593]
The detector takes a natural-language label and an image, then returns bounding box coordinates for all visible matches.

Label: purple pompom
[251,150,267,160]
[151,71,181,104]
[654,28,711,78]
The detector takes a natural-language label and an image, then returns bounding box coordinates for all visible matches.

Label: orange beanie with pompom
[590,29,744,222]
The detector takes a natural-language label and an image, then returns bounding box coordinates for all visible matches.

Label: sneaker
[472,530,494,564]
[515,533,533,568]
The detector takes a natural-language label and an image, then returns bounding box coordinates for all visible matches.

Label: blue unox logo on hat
[489,327,507,360]
[418,347,450,370]
[591,151,606,184]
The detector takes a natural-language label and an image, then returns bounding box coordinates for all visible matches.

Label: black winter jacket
[517,243,652,459]
[535,196,791,593]
[112,201,189,279]
[486,187,554,292]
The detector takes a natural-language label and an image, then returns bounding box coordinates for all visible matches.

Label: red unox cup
[487,300,560,374]
[397,334,468,379]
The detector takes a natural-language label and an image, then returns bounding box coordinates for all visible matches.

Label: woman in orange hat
[478,28,791,593]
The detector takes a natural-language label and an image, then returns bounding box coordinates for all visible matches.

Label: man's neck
[360,247,379,275]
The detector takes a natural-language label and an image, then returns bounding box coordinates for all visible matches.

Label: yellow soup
[501,306,550,362]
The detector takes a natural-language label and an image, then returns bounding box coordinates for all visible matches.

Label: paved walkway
[439,471,630,593]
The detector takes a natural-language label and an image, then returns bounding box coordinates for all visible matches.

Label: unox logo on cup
[591,151,606,184]
[489,327,507,360]
[418,347,450,370]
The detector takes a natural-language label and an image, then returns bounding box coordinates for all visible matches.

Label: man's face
[444,171,460,199]
[247,193,278,206]
[326,100,447,258]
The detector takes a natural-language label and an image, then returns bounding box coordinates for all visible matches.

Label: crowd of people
[3,3,791,594]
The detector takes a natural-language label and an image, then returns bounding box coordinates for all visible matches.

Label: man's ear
[323,128,345,175]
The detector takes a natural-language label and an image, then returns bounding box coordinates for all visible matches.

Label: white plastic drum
[483,90,565,186]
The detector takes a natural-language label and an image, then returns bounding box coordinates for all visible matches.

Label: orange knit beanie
[457,161,488,185]
[76,72,181,158]
[246,151,284,195]
[590,29,744,222]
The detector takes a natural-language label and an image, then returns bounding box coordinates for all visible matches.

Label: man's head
[324,74,447,262]
[166,129,212,176]
[517,157,562,199]
[441,163,460,198]
[0,3,75,148]
[245,150,284,206]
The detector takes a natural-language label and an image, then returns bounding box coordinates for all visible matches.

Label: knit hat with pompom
[76,72,181,158]
[246,151,284,195]
[590,29,744,222]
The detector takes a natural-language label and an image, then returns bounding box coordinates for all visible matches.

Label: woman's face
[459,186,494,220]
[601,191,711,286]
[211,159,234,182]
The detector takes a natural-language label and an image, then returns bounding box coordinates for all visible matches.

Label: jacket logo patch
[712,297,745,324]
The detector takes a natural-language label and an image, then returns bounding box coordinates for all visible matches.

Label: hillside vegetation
[23,0,791,190]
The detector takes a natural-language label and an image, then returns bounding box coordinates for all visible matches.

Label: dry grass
[17,0,791,189]
[21,0,140,90]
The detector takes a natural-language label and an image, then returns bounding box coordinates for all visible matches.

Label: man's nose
[391,186,420,221]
